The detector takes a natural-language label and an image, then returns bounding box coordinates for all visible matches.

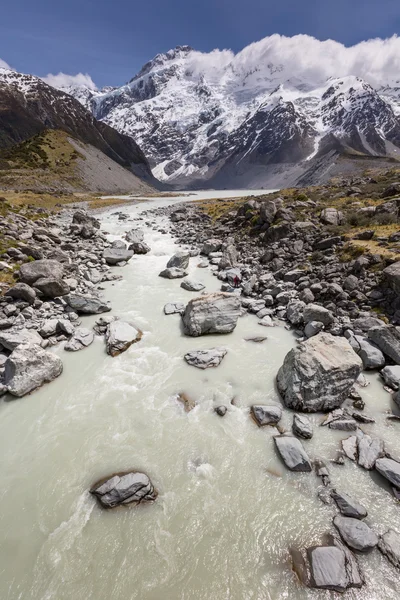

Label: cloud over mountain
[41,72,97,90]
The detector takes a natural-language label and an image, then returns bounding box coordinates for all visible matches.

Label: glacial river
[0,191,399,600]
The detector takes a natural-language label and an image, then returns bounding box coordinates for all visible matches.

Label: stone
[0,328,42,351]
[164,302,185,315]
[5,283,36,305]
[304,321,324,338]
[93,315,117,335]
[333,516,378,552]
[219,244,238,270]
[103,248,133,265]
[375,457,400,489]
[4,343,63,397]
[251,404,282,426]
[320,207,343,226]
[201,239,222,255]
[19,259,64,286]
[358,435,385,470]
[381,365,400,390]
[286,300,305,326]
[180,279,206,292]
[277,333,362,412]
[167,251,190,270]
[64,328,94,352]
[383,262,400,294]
[72,209,100,229]
[368,326,400,365]
[355,337,385,370]
[90,471,157,509]
[34,277,70,298]
[315,236,342,250]
[378,529,400,568]
[259,200,276,224]
[105,321,142,356]
[159,267,187,279]
[292,414,313,439]
[331,490,367,519]
[182,293,241,337]
[215,406,227,417]
[66,294,111,314]
[39,319,58,338]
[184,347,227,369]
[273,434,312,472]
[329,419,357,432]
[342,436,359,461]
[309,546,347,592]
[303,304,334,327]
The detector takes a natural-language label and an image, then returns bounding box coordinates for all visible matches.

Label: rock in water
[4,343,63,397]
[274,434,312,472]
[105,321,142,356]
[375,457,400,488]
[182,293,241,336]
[309,546,347,592]
[159,267,187,279]
[180,279,206,292]
[64,328,94,352]
[333,516,378,552]
[167,251,190,270]
[90,471,157,508]
[251,405,282,426]
[378,529,400,568]
[66,294,111,314]
[103,248,134,265]
[330,490,367,519]
[277,333,362,412]
[380,365,400,390]
[164,302,185,315]
[184,348,227,369]
[292,414,313,439]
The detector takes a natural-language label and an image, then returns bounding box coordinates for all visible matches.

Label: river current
[0,191,399,600]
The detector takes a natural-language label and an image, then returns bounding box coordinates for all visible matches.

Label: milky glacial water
[0,191,400,600]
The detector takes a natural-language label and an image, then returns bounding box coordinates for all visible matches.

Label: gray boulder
[105,320,142,356]
[184,347,227,369]
[304,321,324,338]
[309,546,347,592]
[375,457,400,488]
[90,471,157,509]
[354,336,385,370]
[333,516,378,552]
[320,207,343,226]
[182,293,241,337]
[292,414,313,439]
[167,251,190,270]
[251,404,282,426]
[5,283,36,305]
[125,229,144,244]
[4,343,63,397]
[331,490,367,519]
[103,248,134,265]
[19,259,64,286]
[201,239,222,255]
[159,267,187,279]
[0,328,42,351]
[303,304,334,327]
[277,333,362,412]
[34,277,70,298]
[286,300,305,326]
[380,365,400,390]
[383,261,400,294]
[219,244,238,270]
[164,302,185,315]
[66,294,111,314]
[64,328,94,352]
[180,279,206,292]
[274,434,312,472]
[368,326,400,364]
[378,529,400,568]
[358,435,385,470]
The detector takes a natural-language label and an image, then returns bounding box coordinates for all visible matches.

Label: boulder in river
[368,326,400,364]
[274,434,312,472]
[184,347,227,369]
[159,267,187,279]
[167,251,190,270]
[330,490,367,519]
[378,529,400,568]
[292,414,313,439]
[380,365,400,390]
[277,333,362,412]
[180,279,206,292]
[4,343,63,397]
[66,294,111,315]
[333,516,378,552]
[375,457,400,489]
[251,404,282,426]
[90,471,157,509]
[103,248,134,265]
[164,302,185,315]
[182,292,241,337]
[306,537,363,591]
[64,328,94,352]
[105,321,142,356]
[19,259,64,286]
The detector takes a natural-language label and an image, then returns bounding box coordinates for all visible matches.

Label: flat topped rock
[274,434,312,472]
[64,328,94,352]
[180,279,206,292]
[66,294,111,315]
[4,343,63,397]
[105,320,142,357]
[333,516,378,552]
[0,328,42,351]
[159,267,187,279]
[309,546,347,592]
[103,248,134,265]
[167,251,190,270]
[331,490,367,519]
[251,405,282,426]
[184,348,227,369]
[182,292,241,337]
[164,302,185,315]
[90,471,157,509]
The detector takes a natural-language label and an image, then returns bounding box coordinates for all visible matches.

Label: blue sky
[1,0,400,87]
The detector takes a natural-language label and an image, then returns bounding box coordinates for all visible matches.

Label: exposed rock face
[182,293,241,337]
[34,277,70,298]
[64,328,94,352]
[273,434,312,472]
[375,457,400,488]
[277,333,362,412]
[184,347,227,369]
[331,490,367,519]
[19,259,64,286]
[251,404,282,426]
[4,343,63,397]
[103,248,134,265]
[180,279,206,292]
[0,328,42,351]
[167,251,190,270]
[333,516,378,553]
[368,326,400,364]
[378,529,400,568]
[105,321,142,356]
[5,283,36,304]
[66,294,111,314]
[90,471,157,508]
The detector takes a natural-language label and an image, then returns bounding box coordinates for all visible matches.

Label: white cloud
[0,58,13,70]
[41,72,97,90]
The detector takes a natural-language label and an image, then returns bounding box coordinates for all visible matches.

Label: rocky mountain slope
[0,68,158,193]
[62,41,400,189]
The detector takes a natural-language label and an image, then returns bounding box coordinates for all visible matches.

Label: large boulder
[159,267,187,279]
[5,283,36,305]
[90,471,157,508]
[383,261,400,294]
[303,304,334,327]
[19,259,64,286]
[274,434,312,472]
[72,209,100,229]
[105,320,142,356]
[66,294,111,314]
[166,251,190,270]
[333,516,378,553]
[182,293,241,336]
[381,365,400,390]
[219,244,238,270]
[103,248,133,265]
[201,239,222,255]
[126,230,150,254]
[184,348,227,369]
[277,333,362,412]
[320,207,343,226]
[0,328,42,351]
[368,326,400,364]
[4,343,63,397]
[34,277,70,298]
[259,200,277,225]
